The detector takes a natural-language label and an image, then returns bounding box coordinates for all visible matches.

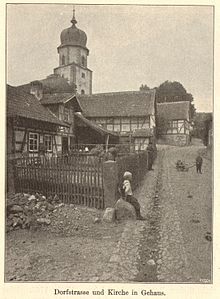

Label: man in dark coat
[147,141,154,170]
[196,155,203,174]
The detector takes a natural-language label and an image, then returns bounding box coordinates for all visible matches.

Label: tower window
[81,89,85,95]
[81,56,86,67]
[62,55,65,65]
[81,73,85,78]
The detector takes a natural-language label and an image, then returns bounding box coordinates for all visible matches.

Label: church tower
[54,8,92,95]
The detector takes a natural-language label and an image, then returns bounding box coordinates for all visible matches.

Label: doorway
[62,136,69,154]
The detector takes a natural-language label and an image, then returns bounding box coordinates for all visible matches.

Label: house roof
[77,90,156,117]
[16,74,74,94]
[75,112,119,137]
[40,93,74,105]
[7,85,68,126]
[157,101,190,121]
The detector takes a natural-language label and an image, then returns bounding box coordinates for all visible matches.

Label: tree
[155,80,196,119]
[156,116,169,138]
[139,84,150,91]
[191,112,212,145]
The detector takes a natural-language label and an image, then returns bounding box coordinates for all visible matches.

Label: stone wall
[158,134,189,146]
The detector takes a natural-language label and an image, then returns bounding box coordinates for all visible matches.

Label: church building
[53,9,92,95]
[11,8,158,155]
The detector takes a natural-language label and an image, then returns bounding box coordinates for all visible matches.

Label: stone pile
[6,193,62,232]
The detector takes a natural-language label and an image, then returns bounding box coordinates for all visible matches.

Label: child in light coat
[121,171,145,220]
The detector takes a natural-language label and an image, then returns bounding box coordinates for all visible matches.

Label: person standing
[196,155,203,174]
[147,141,154,170]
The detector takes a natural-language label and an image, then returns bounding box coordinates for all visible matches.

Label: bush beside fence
[116,151,148,191]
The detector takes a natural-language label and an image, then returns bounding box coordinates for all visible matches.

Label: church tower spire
[71,6,77,26]
[54,6,92,95]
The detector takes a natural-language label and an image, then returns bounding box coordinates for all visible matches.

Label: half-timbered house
[156,101,191,146]
[7,85,68,159]
[16,77,119,152]
[78,90,156,150]
[40,92,119,151]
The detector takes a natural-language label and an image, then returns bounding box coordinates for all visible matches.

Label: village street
[5,144,212,282]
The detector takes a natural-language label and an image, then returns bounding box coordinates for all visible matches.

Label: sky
[7,4,213,112]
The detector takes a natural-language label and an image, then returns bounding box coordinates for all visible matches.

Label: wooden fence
[13,154,104,209]
[11,148,157,210]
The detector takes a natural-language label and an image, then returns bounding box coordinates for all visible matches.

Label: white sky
[7,4,213,112]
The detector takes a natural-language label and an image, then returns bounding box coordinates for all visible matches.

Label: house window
[113,124,120,131]
[172,120,178,128]
[81,73,85,78]
[64,108,69,122]
[139,117,150,129]
[167,120,185,134]
[106,124,114,131]
[106,118,114,131]
[121,118,130,132]
[81,89,85,95]
[29,132,39,152]
[113,118,121,131]
[44,135,52,152]
[131,118,138,131]
[178,120,185,133]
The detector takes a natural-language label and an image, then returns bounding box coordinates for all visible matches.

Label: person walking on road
[196,154,203,174]
[147,141,154,171]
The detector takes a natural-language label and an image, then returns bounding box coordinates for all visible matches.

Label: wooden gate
[13,154,105,209]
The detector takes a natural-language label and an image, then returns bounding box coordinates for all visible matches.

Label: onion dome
[59,8,88,50]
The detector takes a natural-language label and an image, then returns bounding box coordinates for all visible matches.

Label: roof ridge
[79,90,154,97]
[157,100,190,105]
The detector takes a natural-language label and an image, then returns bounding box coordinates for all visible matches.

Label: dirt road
[137,145,212,283]
[5,145,212,282]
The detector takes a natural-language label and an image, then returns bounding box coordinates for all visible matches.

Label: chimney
[30,80,43,100]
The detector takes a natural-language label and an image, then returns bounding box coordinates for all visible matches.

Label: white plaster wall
[75,65,92,95]
[54,65,73,84]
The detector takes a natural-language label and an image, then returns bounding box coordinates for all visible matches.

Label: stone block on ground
[103,208,116,223]
[115,198,136,220]
[9,205,23,213]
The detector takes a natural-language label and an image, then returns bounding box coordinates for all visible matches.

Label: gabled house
[156,101,191,146]
[7,85,68,159]
[40,92,119,151]
[40,92,79,153]
[78,90,156,150]
[16,76,119,153]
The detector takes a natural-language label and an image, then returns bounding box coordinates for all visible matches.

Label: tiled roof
[7,85,67,126]
[75,112,119,137]
[16,75,74,94]
[157,101,190,121]
[78,90,156,117]
[40,93,74,105]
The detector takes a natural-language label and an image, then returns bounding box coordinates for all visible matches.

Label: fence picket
[12,153,105,209]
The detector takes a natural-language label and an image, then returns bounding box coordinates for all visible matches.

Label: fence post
[103,161,118,208]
